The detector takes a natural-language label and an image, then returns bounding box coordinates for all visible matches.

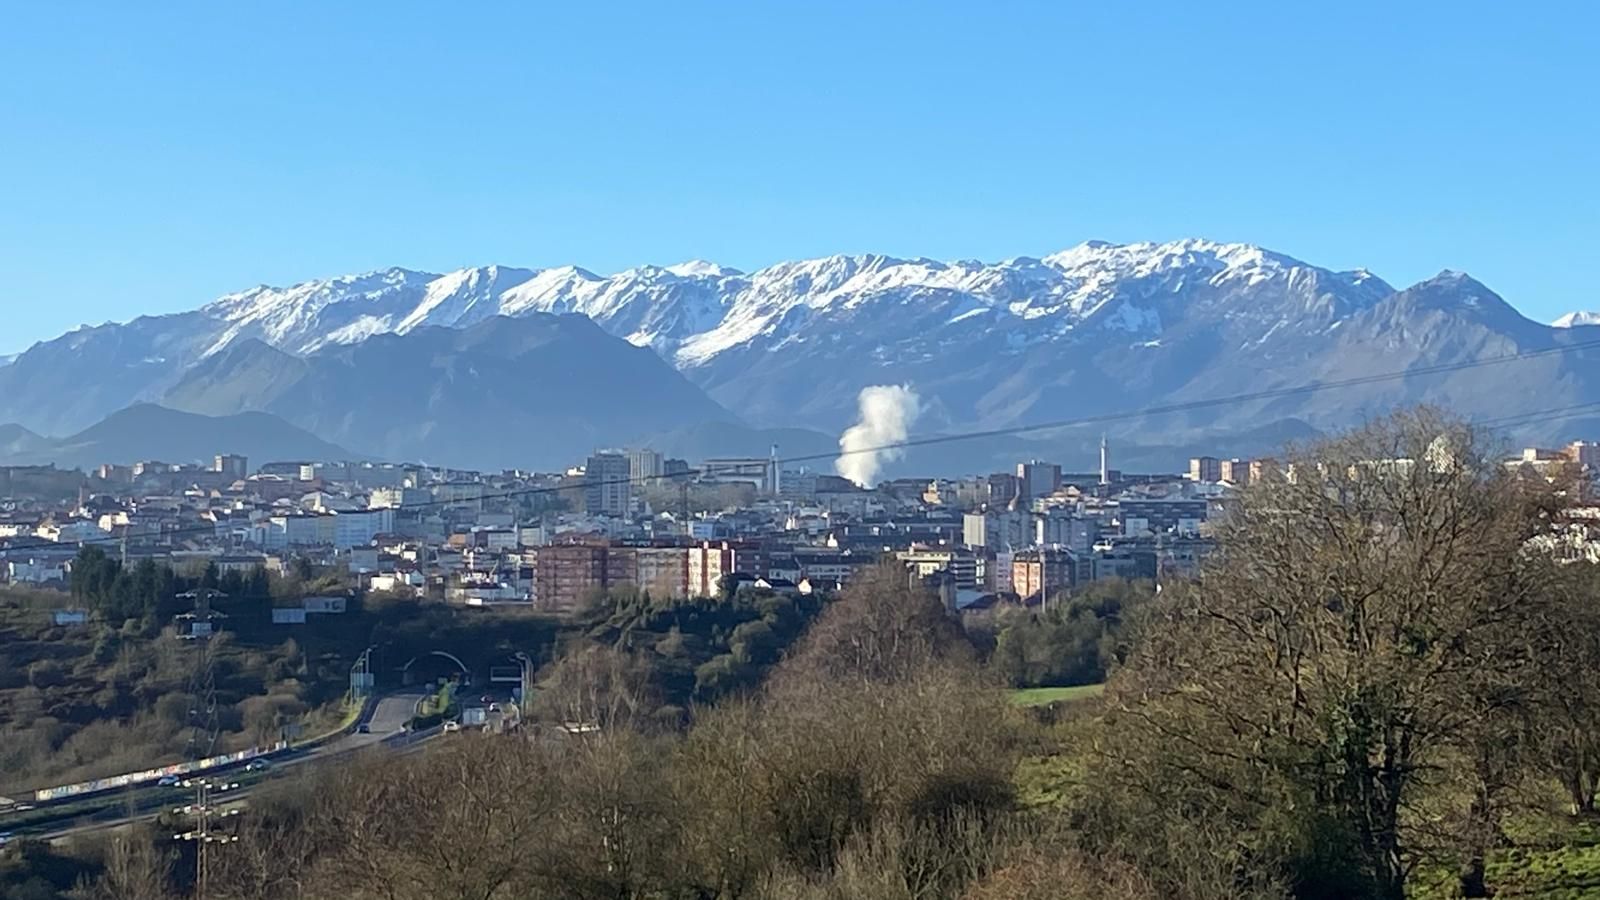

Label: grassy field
[1409,816,1600,899]
[1009,684,1105,707]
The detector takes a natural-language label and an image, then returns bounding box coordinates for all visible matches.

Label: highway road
[325,689,424,752]
[0,690,433,842]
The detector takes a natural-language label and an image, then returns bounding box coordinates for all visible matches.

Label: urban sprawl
[3,439,1599,614]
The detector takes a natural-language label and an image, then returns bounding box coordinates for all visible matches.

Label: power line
[45,334,1600,552]
[1472,400,1600,432]
[772,334,1600,468]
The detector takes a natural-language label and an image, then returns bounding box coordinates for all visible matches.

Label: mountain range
[160,314,740,470]
[3,238,1598,474]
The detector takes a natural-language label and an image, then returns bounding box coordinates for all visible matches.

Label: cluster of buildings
[2,438,1597,615]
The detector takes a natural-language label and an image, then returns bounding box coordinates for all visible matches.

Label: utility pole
[1040,545,1049,614]
[176,588,228,760]
[172,777,241,900]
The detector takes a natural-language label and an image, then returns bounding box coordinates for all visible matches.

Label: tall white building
[627,448,665,482]
[963,509,1030,551]
[1036,510,1096,553]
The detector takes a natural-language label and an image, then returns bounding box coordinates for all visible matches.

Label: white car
[443,721,462,733]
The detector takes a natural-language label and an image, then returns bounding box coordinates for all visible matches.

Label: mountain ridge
[0,404,358,470]
[2,238,1597,472]
[1555,311,1600,328]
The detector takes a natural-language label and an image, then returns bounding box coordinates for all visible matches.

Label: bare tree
[770,561,972,691]
[537,727,676,900]
[245,739,560,900]
[74,831,175,900]
[1531,561,1600,817]
[668,700,778,898]
[1100,409,1568,899]
[532,643,659,731]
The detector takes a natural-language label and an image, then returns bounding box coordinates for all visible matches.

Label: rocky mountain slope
[160,314,735,471]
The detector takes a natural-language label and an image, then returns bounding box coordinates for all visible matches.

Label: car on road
[443,721,461,733]
[157,775,181,787]
[0,833,14,847]
[356,723,370,734]
[244,759,271,772]
[488,703,500,712]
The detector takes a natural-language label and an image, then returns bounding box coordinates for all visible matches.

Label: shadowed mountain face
[0,405,356,469]
[161,314,735,471]
[0,423,51,459]
[3,240,1598,474]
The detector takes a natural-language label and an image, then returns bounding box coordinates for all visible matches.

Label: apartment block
[585,452,632,516]
[1187,456,1222,483]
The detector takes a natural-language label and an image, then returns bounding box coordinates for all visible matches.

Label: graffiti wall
[33,742,287,802]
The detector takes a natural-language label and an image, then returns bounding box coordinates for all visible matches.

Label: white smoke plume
[836,385,922,487]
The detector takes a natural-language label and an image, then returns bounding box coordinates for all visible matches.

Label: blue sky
[1,2,1595,352]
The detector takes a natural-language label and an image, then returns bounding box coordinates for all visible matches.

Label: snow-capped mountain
[2,238,1598,467]
[200,259,743,358]
[185,238,1388,367]
[1554,310,1600,328]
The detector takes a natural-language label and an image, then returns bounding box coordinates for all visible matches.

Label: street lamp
[349,644,376,705]
[513,652,533,718]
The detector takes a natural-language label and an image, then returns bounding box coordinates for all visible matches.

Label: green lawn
[1009,684,1105,707]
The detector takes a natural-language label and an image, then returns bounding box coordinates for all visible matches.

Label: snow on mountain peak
[665,259,741,279]
[1554,310,1600,328]
[1043,238,1295,278]
[155,238,1417,370]
[394,265,538,334]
